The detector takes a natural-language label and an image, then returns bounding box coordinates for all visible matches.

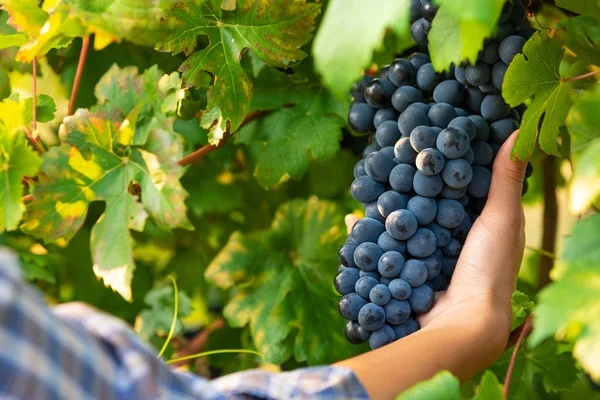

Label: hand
[338,131,528,398]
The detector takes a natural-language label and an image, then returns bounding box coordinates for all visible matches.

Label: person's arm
[336,131,527,399]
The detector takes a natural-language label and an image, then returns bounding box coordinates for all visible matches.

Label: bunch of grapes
[336,0,534,350]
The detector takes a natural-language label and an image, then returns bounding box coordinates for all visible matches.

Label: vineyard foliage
[1,0,600,398]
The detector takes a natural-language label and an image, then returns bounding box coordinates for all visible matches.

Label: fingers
[345,214,360,235]
[449,131,527,302]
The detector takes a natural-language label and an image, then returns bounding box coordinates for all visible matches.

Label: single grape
[345,320,365,345]
[398,107,430,137]
[462,147,474,165]
[358,303,386,331]
[338,243,357,267]
[362,143,380,159]
[508,108,520,123]
[364,201,385,223]
[394,137,418,164]
[409,52,431,70]
[526,162,534,178]
[421,1,439,21]
[440,184,467,200]
[413,171,443,197]
[490,118,519,145]
[468,166,492,198]
[392,318,419,339]
[441,257,458,276]
[339,293,367,320]
[348,103,376,133]
[378,66,390,80]
[376,120,402,147]
[471,141,494,166]
[357,324,372,341]
[365,151,395,182]
[400,259,428,287]
[378,232,407,254]
[469,115,491,141]
[479,40,500,64]
[365,78,396,108]
[369,324,396,349]
[499,35,526,65]
[374,108,399,129]
[492,61,508,91]
[350,217,386,244]
[481,94,510,121]
[465,86,486,114]
[351,176,386,203]
[410,0,422,22]
[409,285,435,313]
[436,199,465,229]
[388,59,417,86]
[448,116,476,140]
[386,209,419,240]
[389,279,412,301]
[389,164,417,193]
[433,80,465,107]
[436,127,470,159]
[384,299,412,325]
[416,63,443,92]
[392,86,423,113]
[479,82,499,94]
[410,126,439,152]
[465,61,491,86]
[411,18,429,45]
[442,159,473,189]
[350,75,374,103]
[443,238,463,258]
[407,196,438,225]
[360,270,380,279]
[377,191,407,218]
[452,213,472,240]
[425,222,451,248]
[378,251,405,278]
[355,276,379,299]
[335,267,361,295]
[354,159,366,178]
[407,228,437,258]
[454,66,467,85]
[455,108,469,117]
[354,242,384,271]
[420,248,443,279]
[407,102,431,114]
[494,23,515,41]
[370,283,392,306]
[428,103,457,128]
[416,148,445,177]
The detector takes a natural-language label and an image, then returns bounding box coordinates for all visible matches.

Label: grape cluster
[338,0,533,350]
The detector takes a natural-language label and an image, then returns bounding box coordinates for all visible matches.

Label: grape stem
[67,36,91,116]
[177,107,289,166]
[561,69,600,83]
[504,314,533,397]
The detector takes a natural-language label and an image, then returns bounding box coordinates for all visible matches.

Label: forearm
[335,316,509,399]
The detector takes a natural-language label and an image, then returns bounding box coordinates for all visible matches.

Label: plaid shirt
[0,250,369,399]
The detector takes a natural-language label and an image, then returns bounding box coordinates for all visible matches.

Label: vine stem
[158,276,179,358]
[539,156,558,289]
[166,349,264,365]
[561,69,600,83]
[67,36,90,116]
[177,109,273,166]
[504,315,534,397]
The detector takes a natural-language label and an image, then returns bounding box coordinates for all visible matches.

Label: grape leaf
[512,290,535,329]
[428,0,504,71]
[0,33,27,50]
[556,0,600,19]
[395,371,460,400]
[503,32,588,160]
[2,0,177,62]
[566,85,600,212]
[312,0,412,98]
[135,284,193,342]
[157,0,320,138]
[21,109,192,300]
[532,214,600,380]
[472,371,504,400]
[491,340,579,398]
[556,17,600,66]
[205,197,360,365]
[0,95,49,232]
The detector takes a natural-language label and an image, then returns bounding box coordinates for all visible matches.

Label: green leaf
[21,109,192,300]
[532,214,600,380]
[157,0,320,134]
[136,284,193,342]
[570,138,600,213]
[0,95,43,232]
[0,33,27,50]
[395,371,460,400]
[313,0,412,98]
[237,71,348,188]
[503,32,588,160]
[205,197,360,365]
[0,0,48,38]
[36,94,56,122]
[556,17,600,66]
[491,340,579,398]
[472,371,504,400]
[556,0,600,19]
[428,0,505,71]
[512,290,535,329]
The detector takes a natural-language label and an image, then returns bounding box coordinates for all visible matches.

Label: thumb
[449,131,527,301]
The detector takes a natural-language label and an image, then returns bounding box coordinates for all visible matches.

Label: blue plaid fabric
[0,250,369,399]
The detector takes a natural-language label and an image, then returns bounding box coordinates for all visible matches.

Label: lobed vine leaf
[395,371,460,400]
[556,0,600,19]
[157,0,320,138]
[503,32,588,160]
[0,33,27,50]
[205,197,360,365]
[313,0,412,98]
[472,371,504,400]
[428,0,505,71]
[556,16,600,66]
[532,214,600,380]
